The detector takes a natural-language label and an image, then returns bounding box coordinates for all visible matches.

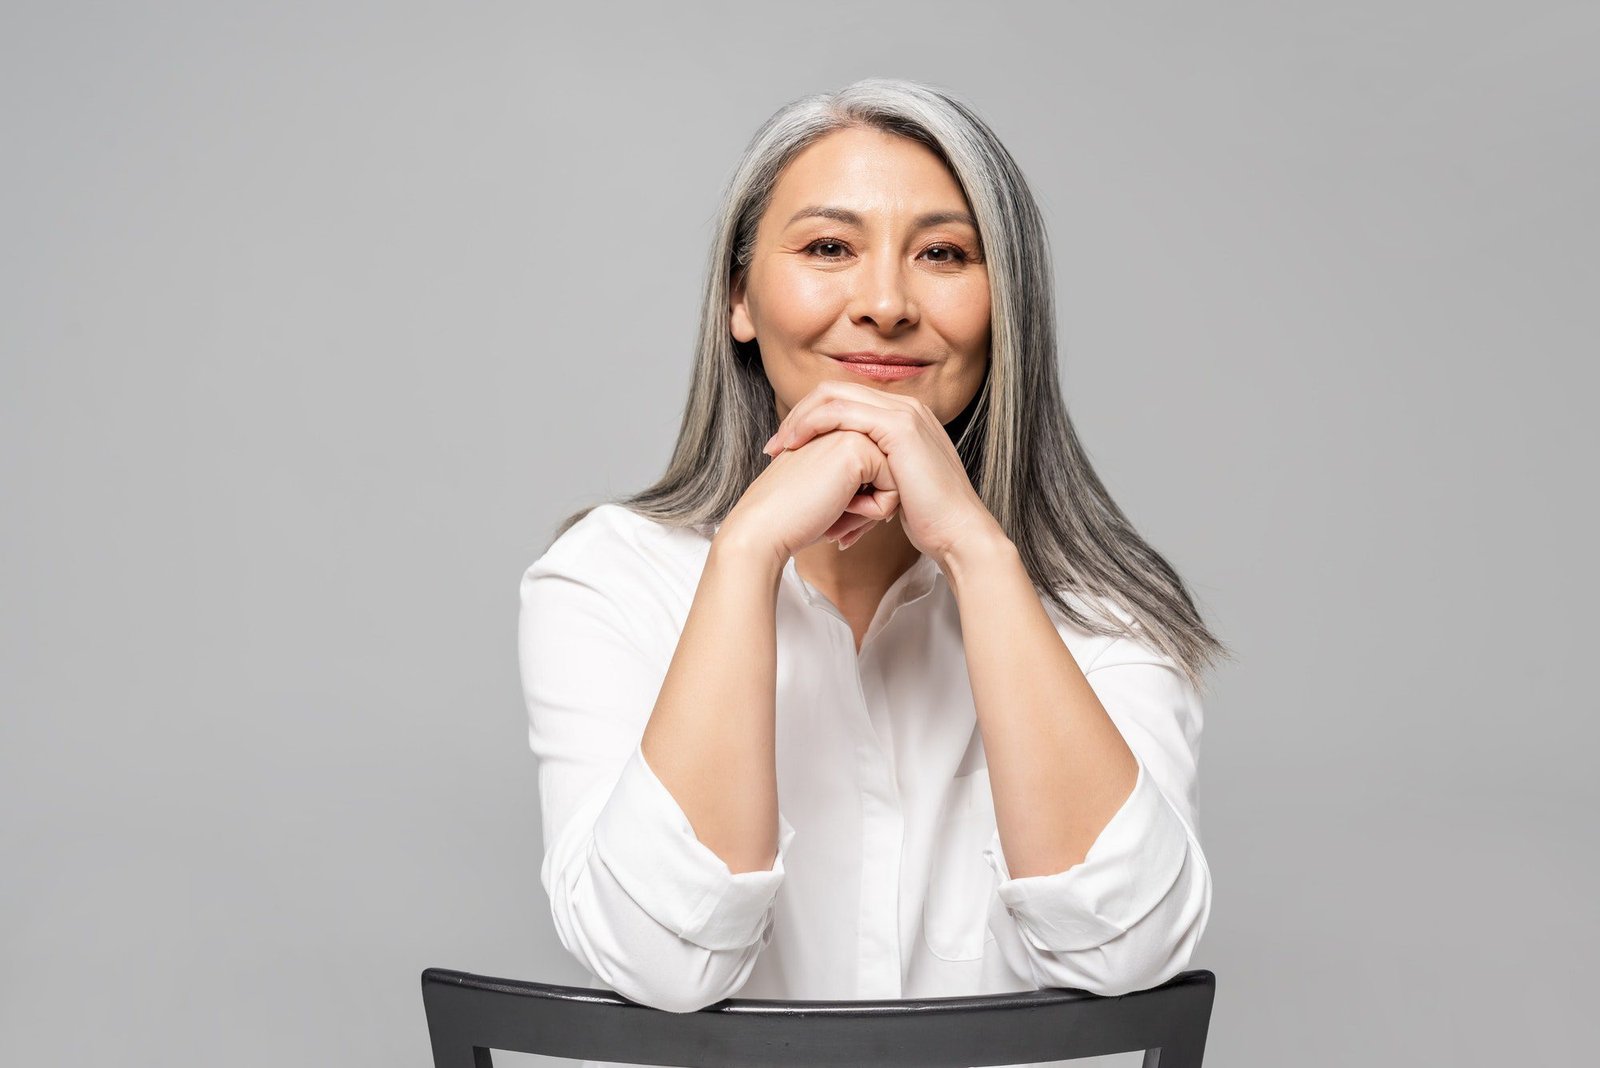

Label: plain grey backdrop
[3,2,1594,1065]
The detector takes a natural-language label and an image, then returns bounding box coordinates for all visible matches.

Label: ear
[729,269,756,344]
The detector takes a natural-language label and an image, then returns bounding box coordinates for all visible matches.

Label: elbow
[604,949,766,1014]
[1027,850,1213,998]
[561,900,771,1013]
[548,847,774,1013]
[1036,935,1198,998]
[1026,920,1202,998]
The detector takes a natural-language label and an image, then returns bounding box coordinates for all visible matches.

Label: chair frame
[420,967,1215,1067]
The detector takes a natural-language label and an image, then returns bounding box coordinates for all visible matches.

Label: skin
[729,125,991,634]
[638,126,1139,889]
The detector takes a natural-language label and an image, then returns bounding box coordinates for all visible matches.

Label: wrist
[936,521,1017,593]
[709,524,788,585]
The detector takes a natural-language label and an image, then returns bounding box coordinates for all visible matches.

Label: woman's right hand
[716,430,900,565]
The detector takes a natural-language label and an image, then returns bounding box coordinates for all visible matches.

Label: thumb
[848,484,898,522]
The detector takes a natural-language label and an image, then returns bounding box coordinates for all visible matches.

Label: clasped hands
[760,380,1002,560]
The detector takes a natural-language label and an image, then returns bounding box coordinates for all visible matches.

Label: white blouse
[518,503,1212,1068]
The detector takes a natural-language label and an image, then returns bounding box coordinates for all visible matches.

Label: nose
[846,251,917,333]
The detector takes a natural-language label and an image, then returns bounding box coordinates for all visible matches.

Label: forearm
[639,532,786,875]
[546,742,786,1011]
[940,532,1138,879]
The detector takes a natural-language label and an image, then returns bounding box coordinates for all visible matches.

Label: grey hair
[548,77,1233,692]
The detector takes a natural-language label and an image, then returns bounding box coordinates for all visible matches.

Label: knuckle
[850,442,876,479]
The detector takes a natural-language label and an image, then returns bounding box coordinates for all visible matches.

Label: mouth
[827,352,932,367]
[827,353,933,381]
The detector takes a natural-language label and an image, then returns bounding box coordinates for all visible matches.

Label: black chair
[420,967,1215,1067]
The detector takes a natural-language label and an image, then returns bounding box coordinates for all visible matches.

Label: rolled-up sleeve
[519,515,793,1013]
[981,632,1214,997]
[594,740,797,951]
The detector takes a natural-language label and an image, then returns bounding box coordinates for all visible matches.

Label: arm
[639,531,790,876]
[519,515,795,1013]
[941,532,1213,996]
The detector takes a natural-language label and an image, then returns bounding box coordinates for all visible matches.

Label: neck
[792,517,923,605]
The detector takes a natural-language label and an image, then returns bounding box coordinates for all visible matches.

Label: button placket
[779,554,941,999]
[836,624,904,998]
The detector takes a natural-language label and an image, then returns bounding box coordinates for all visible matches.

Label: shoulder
[519,504,712,642]
[1036,585,1141,672]
[1057,596,1202,735]
[528,502,697,565]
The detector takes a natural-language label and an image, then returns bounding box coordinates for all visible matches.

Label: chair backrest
[420,967,1215,1067]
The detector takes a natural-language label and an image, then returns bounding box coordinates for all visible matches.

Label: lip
[829,357,931,382]
[829,352,931,366]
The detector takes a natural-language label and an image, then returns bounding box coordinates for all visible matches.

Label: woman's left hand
[761,381,1004,561]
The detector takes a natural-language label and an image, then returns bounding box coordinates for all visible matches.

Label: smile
[828,355,932,381]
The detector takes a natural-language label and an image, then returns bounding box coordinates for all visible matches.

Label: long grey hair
[549,77,1233,692]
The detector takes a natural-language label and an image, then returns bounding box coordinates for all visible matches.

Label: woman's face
[730,126,991,425]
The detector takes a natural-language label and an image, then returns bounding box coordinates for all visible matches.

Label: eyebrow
[784,205,979,231]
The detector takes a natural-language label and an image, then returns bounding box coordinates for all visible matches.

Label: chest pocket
[921,767,1000,962]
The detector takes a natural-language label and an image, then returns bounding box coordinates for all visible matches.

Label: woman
[518,77,1231,1048]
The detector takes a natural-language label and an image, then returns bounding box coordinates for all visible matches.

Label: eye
[803,238,851,259]
[922,244,971,265]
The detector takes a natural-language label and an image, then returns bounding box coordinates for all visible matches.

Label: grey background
[3,2,1594,1065]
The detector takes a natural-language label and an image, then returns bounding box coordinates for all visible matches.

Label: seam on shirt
[1081,632,1131,675]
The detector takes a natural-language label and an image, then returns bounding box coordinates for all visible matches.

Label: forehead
[765,126,970,222]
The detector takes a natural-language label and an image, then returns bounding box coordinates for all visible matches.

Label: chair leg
[1141,1029,1209,1068]
[426,1033,495,1068]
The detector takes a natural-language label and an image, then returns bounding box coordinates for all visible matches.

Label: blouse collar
[703,519,943,616]
[783,549,942,617]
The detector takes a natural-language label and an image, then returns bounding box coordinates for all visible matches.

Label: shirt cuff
[982,753,1190,953]
[591,740,796,952]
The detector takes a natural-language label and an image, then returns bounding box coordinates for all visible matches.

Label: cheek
[763,268,840,338]
[944,281,993,351]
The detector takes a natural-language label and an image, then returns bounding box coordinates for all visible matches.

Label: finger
[848,484,899,521]
[771,397,908,456]
[765,387,902,455]
[763,380,938,456]
[763,385,840,454]
[824,513,876,541]
[837,523,874,549]
[774,381,927,447]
